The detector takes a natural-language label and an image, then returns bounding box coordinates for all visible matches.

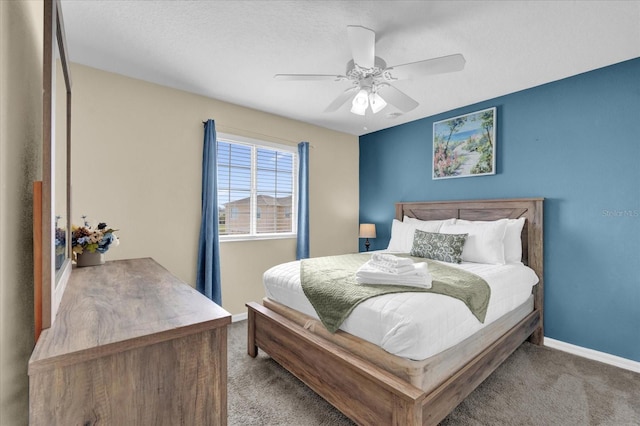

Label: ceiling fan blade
[274,74,345,81]
[377,85,419,113]
[324,87,358,112]
[347,25,375,69]
[387,54,466,80]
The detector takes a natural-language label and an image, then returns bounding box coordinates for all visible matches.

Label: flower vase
[76,251,105,267]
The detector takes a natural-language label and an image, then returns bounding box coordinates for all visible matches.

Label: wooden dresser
[28,258,231,425]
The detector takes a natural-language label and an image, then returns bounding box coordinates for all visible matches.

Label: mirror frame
[37,0,72,338]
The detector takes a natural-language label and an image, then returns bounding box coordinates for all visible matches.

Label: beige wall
[0,1,42,425]
[71,64,359,316]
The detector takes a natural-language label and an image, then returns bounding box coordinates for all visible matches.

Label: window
[217,133,297,240]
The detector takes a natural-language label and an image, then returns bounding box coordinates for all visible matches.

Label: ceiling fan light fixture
[369,92,387,114]
[351,89,369,115]
[350,103,367,116]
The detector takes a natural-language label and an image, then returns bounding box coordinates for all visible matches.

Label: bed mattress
[263,253,539,360]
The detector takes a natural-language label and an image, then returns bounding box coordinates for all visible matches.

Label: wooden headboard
[395,198,544,327]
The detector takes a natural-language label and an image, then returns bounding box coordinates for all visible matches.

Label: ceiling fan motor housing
[346,57,392,91]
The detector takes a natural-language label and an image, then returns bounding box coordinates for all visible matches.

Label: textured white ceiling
[61,0,640,136]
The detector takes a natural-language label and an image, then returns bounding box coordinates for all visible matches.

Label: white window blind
[217,134,296,239]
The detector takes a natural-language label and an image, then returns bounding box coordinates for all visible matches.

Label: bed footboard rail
[247,301,542,426]
[421,309,541,423]
[247,302,426,426]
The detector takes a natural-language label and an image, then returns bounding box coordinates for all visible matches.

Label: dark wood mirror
[35,0,71,339]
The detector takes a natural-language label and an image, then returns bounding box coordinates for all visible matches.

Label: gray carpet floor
[227,321,640,425]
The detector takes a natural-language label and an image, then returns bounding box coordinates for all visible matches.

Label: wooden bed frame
[247,198,544,425]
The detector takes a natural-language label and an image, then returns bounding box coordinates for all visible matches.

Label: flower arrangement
[72,216,119,255]
[55,216,66,256]
[55,220,66,269]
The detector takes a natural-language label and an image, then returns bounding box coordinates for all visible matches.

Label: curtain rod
[202,121,315,149]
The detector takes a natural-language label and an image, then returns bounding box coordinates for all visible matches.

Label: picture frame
[432,107,496,179]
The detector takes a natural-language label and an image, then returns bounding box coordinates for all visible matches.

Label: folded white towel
[369,262,415,274]
[355,261,432,289]
[371,253,415,267]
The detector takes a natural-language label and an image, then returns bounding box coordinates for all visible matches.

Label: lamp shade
[359,223,376,239]
[369,92,387,114]
[350,89,369,115]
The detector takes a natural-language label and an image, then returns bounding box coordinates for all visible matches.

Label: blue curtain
[296,142,310,260]
[196,119,222,305]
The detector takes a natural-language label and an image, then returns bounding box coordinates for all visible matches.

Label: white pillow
[403,216,456,230]
[388,218,458,252]
[441,219,509,264]
[504,218,526,263]
[387,219,417,252]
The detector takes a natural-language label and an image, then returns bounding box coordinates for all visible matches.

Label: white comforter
[263,254,539,360]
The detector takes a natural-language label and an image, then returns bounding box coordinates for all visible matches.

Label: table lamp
[359,223,376,252]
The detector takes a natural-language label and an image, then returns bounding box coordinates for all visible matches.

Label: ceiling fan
[274,25,465,116]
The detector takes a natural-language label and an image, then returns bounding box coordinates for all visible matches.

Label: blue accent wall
[359,58,640,362]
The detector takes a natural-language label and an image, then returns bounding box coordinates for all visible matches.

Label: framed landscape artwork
[433,107,496,179]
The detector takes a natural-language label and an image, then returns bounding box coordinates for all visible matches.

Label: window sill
[220,233,297,243]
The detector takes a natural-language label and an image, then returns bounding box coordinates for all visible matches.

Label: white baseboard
[232,312,248,323]
[544,337,640,374]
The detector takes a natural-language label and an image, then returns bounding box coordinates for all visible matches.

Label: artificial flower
[72,218,119,254]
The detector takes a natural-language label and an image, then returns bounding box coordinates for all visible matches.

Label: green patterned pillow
[410,230,468,264]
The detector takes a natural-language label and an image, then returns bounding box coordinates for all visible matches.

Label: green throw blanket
[300,253,490,333]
